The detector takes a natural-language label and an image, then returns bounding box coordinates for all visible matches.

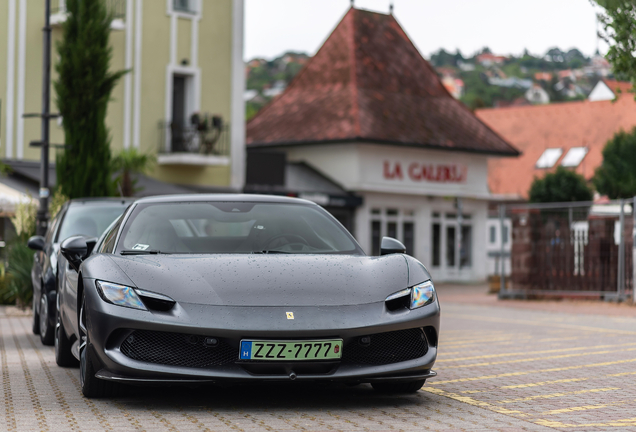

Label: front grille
[342,328,428,365]
[120,330,236,368]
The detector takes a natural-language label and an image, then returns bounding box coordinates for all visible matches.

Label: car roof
[131,194,317,206]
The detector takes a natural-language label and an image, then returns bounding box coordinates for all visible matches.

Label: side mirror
[60,236,88,272]
[27,235,46,251]
[380,237,406,256]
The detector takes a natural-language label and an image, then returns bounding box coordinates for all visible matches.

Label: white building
[245,8,520,282]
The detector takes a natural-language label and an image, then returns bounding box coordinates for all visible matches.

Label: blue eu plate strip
[240,341,252,359]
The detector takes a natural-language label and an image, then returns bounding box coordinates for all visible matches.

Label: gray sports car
[56,195,440,398]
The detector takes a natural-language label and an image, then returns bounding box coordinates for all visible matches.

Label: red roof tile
[477,97,636,199]
[602,79,632,96]
[246,8,519,157]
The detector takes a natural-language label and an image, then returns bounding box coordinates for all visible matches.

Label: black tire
[32,294,40,335]
[79,292,118,398]
[55,294,79,367]
[39,292,55,346]
[371,379,426,394]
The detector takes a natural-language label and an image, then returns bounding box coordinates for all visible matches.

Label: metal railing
[51,0,126,19]
[498,198,635,302]
[158,119,230,157]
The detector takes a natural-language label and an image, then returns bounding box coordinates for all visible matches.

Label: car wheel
[371,379,426,394]
[54,294,79,367]
[32,294,40,335]
[39,293,55,346]
[78,293,118,398]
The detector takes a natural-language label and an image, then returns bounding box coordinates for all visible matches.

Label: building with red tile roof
[588,79,633,101]
[247,8,518,157]
[477,94,636,200]
[246,7,519,282]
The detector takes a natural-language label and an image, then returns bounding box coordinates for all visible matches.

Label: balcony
[157,116,230,166]
[50,0,126,30]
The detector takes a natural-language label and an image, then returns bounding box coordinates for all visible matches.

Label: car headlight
[410,280,435,309]
[95,281,147,311]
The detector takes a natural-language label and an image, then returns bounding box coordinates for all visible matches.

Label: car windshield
[56,202,130,243]
[116,201,363,255]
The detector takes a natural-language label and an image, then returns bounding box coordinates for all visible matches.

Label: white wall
[285,142,491,199]
[588,81,615,102]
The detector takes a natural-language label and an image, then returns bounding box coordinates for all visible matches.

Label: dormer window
[560,147,588,167]
[536,148,562,169]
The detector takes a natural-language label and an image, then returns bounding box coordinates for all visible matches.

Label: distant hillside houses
[244,47,617,119]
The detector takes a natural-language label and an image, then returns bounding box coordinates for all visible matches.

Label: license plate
[239,339,343,361]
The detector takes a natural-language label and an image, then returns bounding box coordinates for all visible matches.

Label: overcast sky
[245,0,607,61]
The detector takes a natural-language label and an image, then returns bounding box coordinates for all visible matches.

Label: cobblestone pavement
[1,298,636,431]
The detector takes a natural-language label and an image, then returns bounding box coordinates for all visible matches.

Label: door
[171,75,187,152]
[431,212,473,280]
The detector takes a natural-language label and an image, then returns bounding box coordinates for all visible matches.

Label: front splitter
[95,369,437,385]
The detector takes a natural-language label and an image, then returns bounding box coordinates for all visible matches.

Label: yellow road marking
[535,418,636,428]
[499,387,619,404]
[430,357,636,385]
[441,336,532,347]
[444,313,636,336]
[456,371,636,393]
[543,401,627,415]
[441,347,636,369]
[437,342,636,363]
[501,377,588,389]
[419,386,525,416]
[606,370,636,377]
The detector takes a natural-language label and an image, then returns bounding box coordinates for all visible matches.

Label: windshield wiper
[120,249,163,255]
[252,250,292,254]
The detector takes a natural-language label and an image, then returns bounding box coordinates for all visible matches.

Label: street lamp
[24,0,55,236]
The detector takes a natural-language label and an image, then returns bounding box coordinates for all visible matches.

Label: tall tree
[54,0,127,198]
[528,166,593,203]
[595,0,636,91]
[593,127,636,198]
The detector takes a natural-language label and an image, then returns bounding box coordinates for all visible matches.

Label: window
[536,148,563,168]
[561,147,588,167]
[173,0,196,14]
[432,223,440,266]
[387,222,397,239]
[489,226,496,244]
[99,217,123,254]
[57,203,129,243]
[446,226,456,267]
[371,221,381,256]
[502,225,509,244]
[403,222,414,255]
[369,209,415,256]
[119,202,361,255]
[460,225,472,268]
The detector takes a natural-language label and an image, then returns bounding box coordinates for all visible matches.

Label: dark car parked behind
[28,198,133,345]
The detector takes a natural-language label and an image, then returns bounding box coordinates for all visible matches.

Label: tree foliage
[528,166,593,203]
[4,197,38,308]
[595,0,636,95]
[112,148,155,197]
[593,127,636,198]
[54,0,127,198]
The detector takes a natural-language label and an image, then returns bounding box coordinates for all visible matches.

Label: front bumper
[84,278,440,384]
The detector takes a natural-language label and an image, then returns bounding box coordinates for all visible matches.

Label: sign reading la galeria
[383,161,467,183]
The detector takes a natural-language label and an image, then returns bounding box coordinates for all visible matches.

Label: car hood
[107,254,409,307]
